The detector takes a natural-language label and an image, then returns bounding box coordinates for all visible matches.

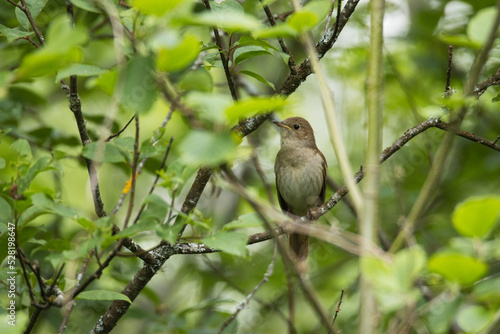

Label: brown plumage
[274,117,327,264]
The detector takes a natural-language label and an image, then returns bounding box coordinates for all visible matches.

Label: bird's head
[273,117,317,149]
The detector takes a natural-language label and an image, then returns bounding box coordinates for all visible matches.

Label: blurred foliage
[0,0,500,333]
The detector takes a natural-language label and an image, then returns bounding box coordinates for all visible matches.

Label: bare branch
[202,0,238,101]
[331,289,344,327]
[260,0,297,73]
[217,244,277,334]
[476,67,500,97]
[17,0,45,45]
[105,115,135,142]
[279,0,360,96]
[444,45,454,94]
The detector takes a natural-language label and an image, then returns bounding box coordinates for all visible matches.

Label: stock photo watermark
[6,222,17,327]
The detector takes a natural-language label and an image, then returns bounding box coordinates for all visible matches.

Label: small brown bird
[274,117,327,264]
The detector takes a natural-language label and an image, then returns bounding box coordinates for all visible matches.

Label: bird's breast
[275,148,325,215]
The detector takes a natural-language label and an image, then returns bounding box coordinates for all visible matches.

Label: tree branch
[390,0,500,253]
[278,0,360,96]
[202,0,238,101]
[17,0,45,45]
[476,67,500,97]
[260,1,297,73]
[217,244,277,334]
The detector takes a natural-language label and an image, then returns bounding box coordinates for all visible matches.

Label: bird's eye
[293,124,300,130]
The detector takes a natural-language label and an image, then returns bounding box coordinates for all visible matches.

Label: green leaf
[45,16,89,52]
[132,0,185,16]
[31,192,54,210]
[75,290,132,303]
[16,49,83,80]
[393,246,427,290]
[91,69,117,95]
[222,213,264,231]
[55,64,105,83]
[0,24,34,43]
[361,247,426,312]
[233,46,272,66]
[183,10,264,34]
[156,33,200,73]
[0,157,5,169]
[452,195,500,238]
[287,10,319,33]
[12,138,32,161]
[15,0,48,30]
[71,0,101,13]
[467,7,499,46]
[18,204,49,228]
[121,54,158,114]
[302,0,330,23]
[158,160,198,197]
[9,83,46,105]
[137,194,169,224]
[0,197,13,223]
[179,68,213,92]
[428,253,488,286]
[457,305,495,333]
[156,223,184,244]
[253,24,298,39]
[201,231,249,257]
[19,156,53,192]
[183,92,232,124]
[224,96,287,123]
[82,142,127,164]
[113,220,157,239]
[15,16,88,80]
[17,225,43,247]
[178,130,238,167]
[75,217,98,233]
[236,36,278,51]
[211,0,243,13]
[473,276,500,303]
[437,34,480,49]
[239,70,275,90]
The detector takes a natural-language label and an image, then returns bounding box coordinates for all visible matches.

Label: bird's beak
[273,121,292,131]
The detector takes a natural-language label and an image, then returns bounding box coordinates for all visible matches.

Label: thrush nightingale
[274,117,327,264]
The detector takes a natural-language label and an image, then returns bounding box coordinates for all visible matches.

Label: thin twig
[156,76,203,128]
[17,0,45,45]
[444,45,454,94]
[332,289,344,327]
[130,135,175,225]
[475,67,500,96]
[324,0,336,35]
[59,258,90,333]
[6,0,23,9]
[434,120,500,152]
[17,35,40,48]
[260,1,297,73]
[332,0,342,43]
[202,0,238,101]
[17,249,36,306]
[105,115,135,142]
[217,243,277,334]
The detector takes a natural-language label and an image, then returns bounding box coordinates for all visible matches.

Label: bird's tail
[289,232,309,268]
